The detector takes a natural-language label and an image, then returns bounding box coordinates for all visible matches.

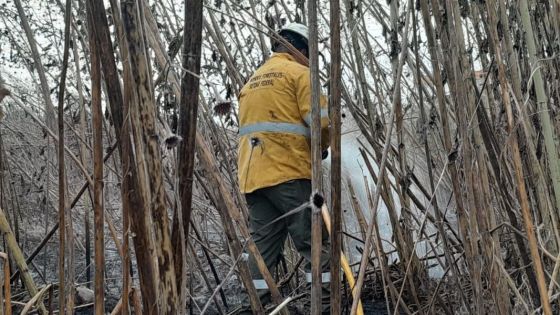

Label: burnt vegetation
[0,0,559,314]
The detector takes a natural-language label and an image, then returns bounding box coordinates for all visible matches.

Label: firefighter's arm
[296,71,330,151]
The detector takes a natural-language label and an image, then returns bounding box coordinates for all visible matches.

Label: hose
[320,204,365,315]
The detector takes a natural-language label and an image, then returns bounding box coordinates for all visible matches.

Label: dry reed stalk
[519,0,560,243]
[191,223,229,310]
[474,2,512,313]
[350,4,412,314]
[9,98,92,185]
[109,297,123,315]
[495,255,531,314]
[389,3,423,306]
[172,0,204,305]
[56,0,72,311]
[448,1,486,310]
[131,288,142,315]
[195,133,265,313]
[141,9,286,311]
[308,0,323,313]
[489,3,555,254]
[0,207,46,314]
[87,1,105,312]
[122,0,180,311]
[346,180,368,241]
[93,0,161,310]
[20,284,52,315]
[362,177,414,315]
[329,2,342,297]
[0,253,10,315]
[12,0,56,131]
[503,47,554,315]
[360,149,437,314]
[205,11,245,91]
[8,144,118,283]
[71,26,93,289]
[48,285,53,315]
[103,2,134,312]
[342,0,374,124]
[413,5,467,304]
[372,142,424,310]
[188,242,226,315]
[420,1,469,284]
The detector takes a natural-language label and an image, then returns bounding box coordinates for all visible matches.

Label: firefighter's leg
[265,179,332,314]
[239,189,288,314]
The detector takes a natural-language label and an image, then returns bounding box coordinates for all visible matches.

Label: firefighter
[237,22,331,314]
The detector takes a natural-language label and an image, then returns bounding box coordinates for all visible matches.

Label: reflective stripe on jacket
[237,53,329,194]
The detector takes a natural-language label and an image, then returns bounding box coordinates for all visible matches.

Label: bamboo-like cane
[131,288,143,315]
[350,4,412,314]
[122,1,181,312]
[268,297,294,315]
[110,295,124,315]
[0,252,3,315]
[58,0,74,312]
[12,0,56,130]
[86,2,105,313]
[329,0,343,312]
[0,253,10,315]
[140,8,281,311]
[308,0,323,313]
[20,285,52,315]
[0,208,46,314]
[174,0,204,308]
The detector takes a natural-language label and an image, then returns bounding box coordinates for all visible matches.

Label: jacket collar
[271,52,296,62]
[271,52,309,67]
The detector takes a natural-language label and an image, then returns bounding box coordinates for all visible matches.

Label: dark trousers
[240,179,331,314]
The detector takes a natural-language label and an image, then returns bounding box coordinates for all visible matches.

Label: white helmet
[278,22,309,43]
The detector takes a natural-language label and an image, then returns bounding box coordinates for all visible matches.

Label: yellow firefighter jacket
[237,52,329,194]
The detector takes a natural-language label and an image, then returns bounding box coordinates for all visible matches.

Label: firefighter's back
[237,52,312,194]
